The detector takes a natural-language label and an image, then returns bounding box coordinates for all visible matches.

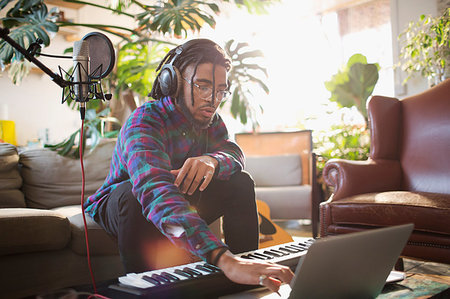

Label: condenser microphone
[72,40,90,103]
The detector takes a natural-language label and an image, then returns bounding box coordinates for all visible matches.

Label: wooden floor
[274,219,313,238]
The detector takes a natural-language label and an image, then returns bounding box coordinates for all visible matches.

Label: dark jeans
[94,171,258,273]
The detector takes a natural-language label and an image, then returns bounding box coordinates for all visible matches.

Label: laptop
[287,223,414,299]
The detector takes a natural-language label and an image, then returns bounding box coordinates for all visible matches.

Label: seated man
[84,38,293,294]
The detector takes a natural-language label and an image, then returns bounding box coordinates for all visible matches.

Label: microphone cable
[78,115,111,299]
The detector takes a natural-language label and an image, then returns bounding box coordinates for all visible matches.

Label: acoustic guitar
[256,200,293,248]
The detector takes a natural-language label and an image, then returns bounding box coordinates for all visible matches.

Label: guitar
[256,200,293,248]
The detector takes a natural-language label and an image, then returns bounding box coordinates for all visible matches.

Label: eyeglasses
[183,77,231,102]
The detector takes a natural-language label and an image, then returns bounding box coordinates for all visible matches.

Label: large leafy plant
[0,0,275,156]
[398,8,450,85]
[324,53,379,124]
[225,39,268,129]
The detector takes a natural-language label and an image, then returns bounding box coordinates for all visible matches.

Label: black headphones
[153,39,219,99]
[158,46,184,98]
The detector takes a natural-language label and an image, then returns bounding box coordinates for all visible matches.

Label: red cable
[79,118,98,294]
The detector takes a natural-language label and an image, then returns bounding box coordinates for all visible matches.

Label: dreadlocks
[149,39,231,101]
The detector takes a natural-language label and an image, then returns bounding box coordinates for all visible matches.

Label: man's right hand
[213,248,294,294]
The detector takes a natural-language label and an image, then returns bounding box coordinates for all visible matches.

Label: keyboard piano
[108,238,315,298]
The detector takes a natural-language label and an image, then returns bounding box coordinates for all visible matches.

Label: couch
[0,138,227,298]
[320,79,450,264]
[0,140,124,298]
[235,131,321,238]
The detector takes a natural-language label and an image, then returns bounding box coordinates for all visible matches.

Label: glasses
[183,77,231,102]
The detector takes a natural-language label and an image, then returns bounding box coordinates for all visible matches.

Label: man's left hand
[171,155,218,195]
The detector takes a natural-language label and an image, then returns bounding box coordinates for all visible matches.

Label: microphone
[72,40,90,103]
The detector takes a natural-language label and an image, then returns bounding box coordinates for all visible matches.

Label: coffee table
[219,257,449,299]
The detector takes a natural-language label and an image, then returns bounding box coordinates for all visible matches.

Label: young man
[84,38,293,293]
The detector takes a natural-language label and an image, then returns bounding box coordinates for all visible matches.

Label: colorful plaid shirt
[84,96,244,260]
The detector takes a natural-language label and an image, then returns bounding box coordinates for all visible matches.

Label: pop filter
[82,32,115,79]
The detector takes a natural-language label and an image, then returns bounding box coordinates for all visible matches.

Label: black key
[240,255,252,259]
[247,253,266,260]
[279,247,298,254]
[151,274,170,284]
[183,267,203,276]
[287,244,307,251]
[142,275,161,285]
[203,264,221,272]
[160,271,180,281]
[174,269,194,278]
[270,249,289,256]
[195,264,214,273]
[263,250,283,257]
[252,252,274,259]
[286,245,305,252]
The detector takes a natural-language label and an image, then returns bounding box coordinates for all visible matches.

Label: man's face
[178,62,228,130]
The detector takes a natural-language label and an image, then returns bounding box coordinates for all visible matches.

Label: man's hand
[214,249,294,294]
[171,155,218,195]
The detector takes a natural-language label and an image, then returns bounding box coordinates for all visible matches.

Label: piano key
[202,263,221,272]
[183,267,203,276]
[262,250,283,257]
[151,274,170,284]
[252,252,274,259]
[195,264,215,273]
[111,238,316,298]
[174,268,194,278]
[142,275,161,285]
[160,271,180,281]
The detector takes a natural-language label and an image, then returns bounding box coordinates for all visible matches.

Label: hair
[149,39,232,100]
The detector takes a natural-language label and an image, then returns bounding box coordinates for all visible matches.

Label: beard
[177,95,215,131]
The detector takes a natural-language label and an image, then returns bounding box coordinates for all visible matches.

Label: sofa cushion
[20,139,116,209]
[52,205,119,256]
[327,191,450,235]
[255,185,312,219]
[0,143,25,208]
[245,154,302,187]
[0,208,70,256]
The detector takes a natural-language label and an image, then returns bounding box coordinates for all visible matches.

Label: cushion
[20,139,116,209]
[255,185,312,219]
[245,154,302,187]
[328,191,450,235]
[0,143,25,208]
[52,205,119,256]
[0,208,70,256]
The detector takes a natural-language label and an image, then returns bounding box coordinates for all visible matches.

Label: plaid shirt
[84,96,244,260]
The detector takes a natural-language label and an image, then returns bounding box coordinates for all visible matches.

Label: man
[84,38,293,293]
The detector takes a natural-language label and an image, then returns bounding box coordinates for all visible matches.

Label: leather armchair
[320,79,450,264]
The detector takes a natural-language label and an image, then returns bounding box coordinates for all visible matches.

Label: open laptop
[287,223,414,299]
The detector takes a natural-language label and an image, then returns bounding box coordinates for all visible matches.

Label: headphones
[153,39,219,99]
[157,46,184,98]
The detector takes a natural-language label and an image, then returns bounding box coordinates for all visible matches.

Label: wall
[0,0,442,146]
[390,0,438,98]
[0,0,135,146]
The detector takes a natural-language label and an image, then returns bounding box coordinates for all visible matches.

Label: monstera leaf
[136,0,219,37]
[325,53,379,122]
[225,39,268,128]
[0,1,58,64]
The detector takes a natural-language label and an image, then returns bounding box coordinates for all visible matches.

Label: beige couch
[0,140,124,299]
[235,131,320,237]
[0,139,224,298]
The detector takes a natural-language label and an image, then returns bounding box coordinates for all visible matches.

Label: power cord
[79,115,111,299]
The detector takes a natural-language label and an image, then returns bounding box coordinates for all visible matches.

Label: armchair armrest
[323,159,402,201]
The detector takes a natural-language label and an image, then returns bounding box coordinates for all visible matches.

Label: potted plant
[0,0,273,156]
[398,8,450,86]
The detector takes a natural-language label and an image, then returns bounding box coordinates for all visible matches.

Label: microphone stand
[0,27,68,88]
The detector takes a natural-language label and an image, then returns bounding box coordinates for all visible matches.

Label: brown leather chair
[320,79,450,264]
